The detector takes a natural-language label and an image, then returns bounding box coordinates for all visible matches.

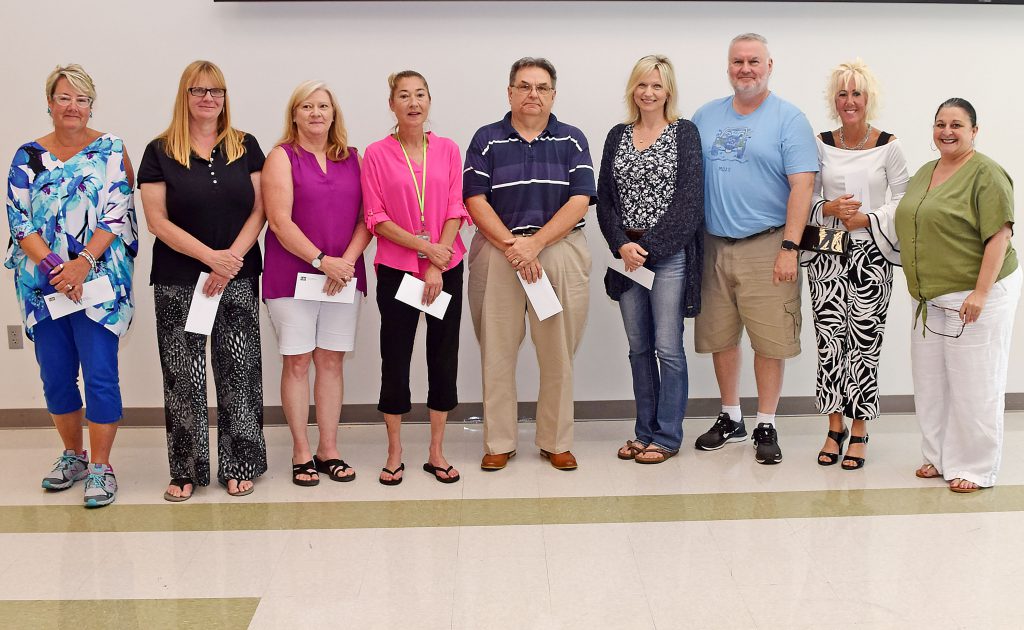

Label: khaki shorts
[694,230,802,359]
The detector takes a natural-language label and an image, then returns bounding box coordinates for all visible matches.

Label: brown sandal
[635,445,678,465]
[915,463,940,479]
[617,440,646,460]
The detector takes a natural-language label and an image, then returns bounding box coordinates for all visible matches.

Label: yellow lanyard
[396,134,427,227]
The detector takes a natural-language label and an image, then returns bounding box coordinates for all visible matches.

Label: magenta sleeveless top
[263,144,367,299]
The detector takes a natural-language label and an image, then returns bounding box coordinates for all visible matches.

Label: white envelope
[293,273,356,303]
[608,258,656,290]
[394,273,451,319]
[184,272,224,335]
[517,270,563,321]
[844,169,873,212]
[44,276,116,319]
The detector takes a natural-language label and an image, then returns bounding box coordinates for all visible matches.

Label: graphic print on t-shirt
[708,127,753,163]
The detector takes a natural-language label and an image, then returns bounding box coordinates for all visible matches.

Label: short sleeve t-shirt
[138,133,266,285]
[693,93,817,239]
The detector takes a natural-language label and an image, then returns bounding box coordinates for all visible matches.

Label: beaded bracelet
[39,253,65,276]
[80,248,98,272]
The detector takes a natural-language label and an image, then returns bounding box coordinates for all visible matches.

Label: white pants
[911,267,1021,487]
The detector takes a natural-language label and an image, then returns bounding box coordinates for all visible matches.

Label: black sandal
[292,460,320,487]
[379,463,405,486]
[313,455,356,482]
[163,477,194,502]
[423,462,461,484]
[817,427,849,466]
[842,434,869,470]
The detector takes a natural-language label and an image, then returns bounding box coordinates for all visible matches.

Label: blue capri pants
[32,312,122,424]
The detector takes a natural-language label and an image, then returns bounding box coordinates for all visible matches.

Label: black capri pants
[375,262,463,414]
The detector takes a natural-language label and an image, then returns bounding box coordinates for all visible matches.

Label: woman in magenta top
[361,70,470,485]
[263,80,371,486]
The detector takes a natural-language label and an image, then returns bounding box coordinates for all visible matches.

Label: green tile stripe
[0,598,259,630]
[2,486,1023,533]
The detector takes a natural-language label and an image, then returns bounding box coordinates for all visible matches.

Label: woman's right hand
[422,242,454,270]
[823,194,862,221]
[205,249,244,278]
[618,243,648,272]
[321,256,355,284]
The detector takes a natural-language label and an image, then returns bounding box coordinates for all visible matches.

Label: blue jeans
[618,249,688,451]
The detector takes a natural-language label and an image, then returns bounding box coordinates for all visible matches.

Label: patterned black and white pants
[807,240,893,422]
[154,277,267,486]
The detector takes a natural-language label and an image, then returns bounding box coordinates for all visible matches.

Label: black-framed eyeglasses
[921,302,966,339]
[188,87,226,98]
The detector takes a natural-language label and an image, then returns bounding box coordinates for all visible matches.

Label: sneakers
[83,463,117,508]
[41,449,88,490]
[752,422,783,465]
[694,413,748,450]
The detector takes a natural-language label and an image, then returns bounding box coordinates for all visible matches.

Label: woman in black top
[139,60,268,500]
[597,55,704,464]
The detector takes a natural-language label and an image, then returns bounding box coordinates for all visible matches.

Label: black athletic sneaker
[752,422,783,464]
[694,413,748,450]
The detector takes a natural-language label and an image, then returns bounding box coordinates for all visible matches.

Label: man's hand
[518,259,544,284]
[772,250,798,285]
[504,236,544,269]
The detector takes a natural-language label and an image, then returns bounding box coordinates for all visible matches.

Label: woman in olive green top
[895,98,1020,493]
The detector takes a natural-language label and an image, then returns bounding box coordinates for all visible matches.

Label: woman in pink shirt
[361,70,470,485]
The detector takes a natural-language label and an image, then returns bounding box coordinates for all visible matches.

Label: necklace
[634,123,666,147]
[839,124,872,150]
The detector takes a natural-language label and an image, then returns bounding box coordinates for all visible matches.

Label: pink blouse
[360,132,470,276]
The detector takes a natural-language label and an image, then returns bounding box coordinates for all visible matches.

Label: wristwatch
[311,252,326,269]
[780,240,799,252]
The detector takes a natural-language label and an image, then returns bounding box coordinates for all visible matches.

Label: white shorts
[265,297,360,355]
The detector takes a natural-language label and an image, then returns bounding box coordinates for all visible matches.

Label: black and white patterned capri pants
[807,240,893,422]
[154,277,267,486]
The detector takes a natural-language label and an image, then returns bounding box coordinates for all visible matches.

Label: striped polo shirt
[463,112,597,231]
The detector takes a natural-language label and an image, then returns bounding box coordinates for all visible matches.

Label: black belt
[719,225,783,244]
[510,226,583,237]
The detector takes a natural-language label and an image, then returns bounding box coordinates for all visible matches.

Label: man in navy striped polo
[463,57,597,472]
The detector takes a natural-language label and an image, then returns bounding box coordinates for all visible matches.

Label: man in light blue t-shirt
[691,33,817,465]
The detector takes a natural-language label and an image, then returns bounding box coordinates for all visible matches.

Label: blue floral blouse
[5,134,138,339]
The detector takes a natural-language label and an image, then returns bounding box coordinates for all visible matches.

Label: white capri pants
[266,297,360,355]
[911,267,1021,487]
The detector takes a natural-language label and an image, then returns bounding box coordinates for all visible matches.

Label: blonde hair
[277,80,350,161]
[157,60,246,168]
[825,59,881,122]
[45,64,96,103]
[387,70,431,101]
[623,55,680,125]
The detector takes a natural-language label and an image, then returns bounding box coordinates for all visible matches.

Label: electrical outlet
[7,325,23,350]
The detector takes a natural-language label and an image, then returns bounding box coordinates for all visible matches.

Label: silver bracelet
[80,248,97,272]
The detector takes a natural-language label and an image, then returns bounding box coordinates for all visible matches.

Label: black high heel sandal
[842,434,869,470]
[817,427,849,466]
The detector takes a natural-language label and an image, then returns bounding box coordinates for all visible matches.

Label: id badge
[416,227,430,259]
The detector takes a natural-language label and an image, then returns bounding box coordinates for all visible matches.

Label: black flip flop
[163,477,194,502]
[379,463,405,486]
[423,462,461,484]
[313,455,356,482]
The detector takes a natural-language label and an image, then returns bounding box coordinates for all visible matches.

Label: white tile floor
[2,413,1024,629]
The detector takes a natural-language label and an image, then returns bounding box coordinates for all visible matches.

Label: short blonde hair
[45,64,96,103]
[826,59,880,122]
[157,60,247,168]
[277,80,350,161]
[623,55,680,125]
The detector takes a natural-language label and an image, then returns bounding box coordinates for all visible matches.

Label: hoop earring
[930,143,938,152]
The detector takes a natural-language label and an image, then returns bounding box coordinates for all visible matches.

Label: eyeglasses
[921,303,966,339]
[52,94,93,108]
[512,83,554,96]
[188,87,227,98]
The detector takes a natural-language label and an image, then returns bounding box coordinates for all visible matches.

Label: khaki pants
[468,230,591,454]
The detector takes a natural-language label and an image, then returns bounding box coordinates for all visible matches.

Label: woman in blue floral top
[4,64,137,508]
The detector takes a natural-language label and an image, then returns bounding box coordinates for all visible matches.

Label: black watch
[780,239,799,251]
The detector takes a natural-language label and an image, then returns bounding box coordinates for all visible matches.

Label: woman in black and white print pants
[805,60,909,470]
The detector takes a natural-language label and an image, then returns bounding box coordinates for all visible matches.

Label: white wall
[1,0,1022,411]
